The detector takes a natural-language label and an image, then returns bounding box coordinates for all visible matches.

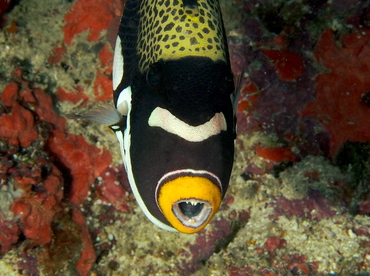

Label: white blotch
[148,107,227,142]
[112,36,124,91]
[117,100,128,116]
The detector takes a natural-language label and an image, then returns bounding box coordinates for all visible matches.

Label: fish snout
[155,170,222,234]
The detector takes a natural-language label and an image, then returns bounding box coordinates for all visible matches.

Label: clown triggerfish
[73,0,237,234]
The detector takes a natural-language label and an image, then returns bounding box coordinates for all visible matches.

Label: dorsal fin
[107,16,121,49]
[233,71,244,115]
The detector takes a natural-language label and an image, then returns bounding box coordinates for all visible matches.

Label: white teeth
[172,199,213,228]
[184,201,199,206]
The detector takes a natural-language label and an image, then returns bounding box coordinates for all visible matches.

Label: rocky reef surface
[0,0,370,275]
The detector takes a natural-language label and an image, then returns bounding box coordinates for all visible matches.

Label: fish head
[124,56,235,233]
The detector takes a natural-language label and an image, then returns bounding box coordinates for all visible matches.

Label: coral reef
[302,28,370,157]
[0,0,370,275]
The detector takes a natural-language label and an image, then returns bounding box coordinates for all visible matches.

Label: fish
[72,0,237,234]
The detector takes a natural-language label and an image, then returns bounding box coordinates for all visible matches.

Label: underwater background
[0,0,370,275]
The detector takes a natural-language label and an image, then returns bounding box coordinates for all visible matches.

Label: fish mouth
[155,169,222,234]
[172,198,213,228]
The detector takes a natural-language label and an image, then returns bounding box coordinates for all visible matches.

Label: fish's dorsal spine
[137,0,227,72]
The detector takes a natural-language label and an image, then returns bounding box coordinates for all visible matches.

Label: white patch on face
[148,107,227,142]
[115,86,132,167]
[117,100,128,116]
[112,36,124,91]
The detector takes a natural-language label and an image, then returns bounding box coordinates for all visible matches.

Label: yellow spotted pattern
[137,0,227,72]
